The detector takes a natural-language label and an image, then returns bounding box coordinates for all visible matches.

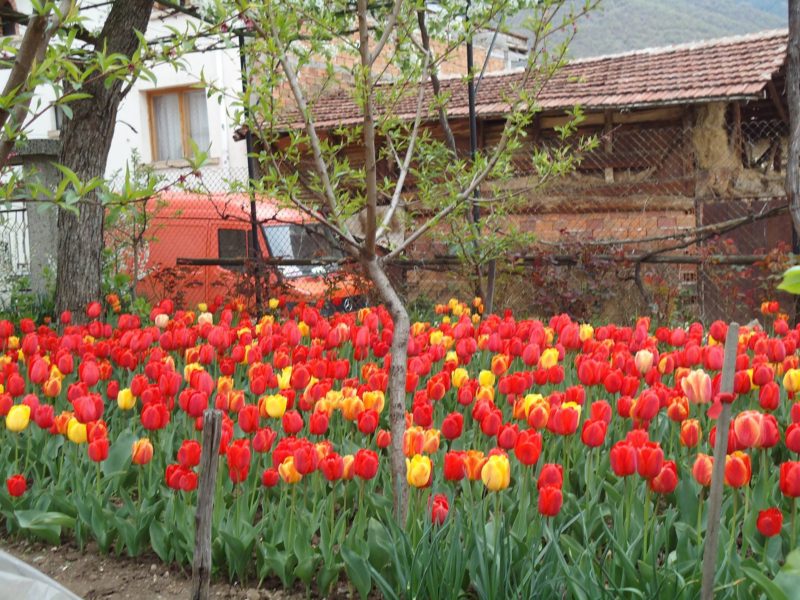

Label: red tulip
[357,409,379,435]
[441,412,464,441]
[759,382,780,411]
[320,453,344,481]
[430,493,449,525]
[141,402,170,431]
[88,437,109,462]
[165,464,198,491]
[649,461,678,494]
[177,440,202,468]
[261,468,280,487]
[237,404,260,434]
[376,429,391,448]
[443,451,466,481]
[780,461,800,497]
[581,419,607,448]
[253,427,277,453]
[226,439,251,483]
[282,410,304,435]
[496,423,519,450]
[692,453,714,487]
[537,463,563,490]
[292,441,319,475]
[6,474,26,497]
[353,448,379,480]
[757,507,783,537]
[609,441,637,477]
[514,429,542,466]
[637,442,664,479]
[724,451,751,488]
[538,485,563,517]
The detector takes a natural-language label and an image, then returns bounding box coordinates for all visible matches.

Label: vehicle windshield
[262,223,344,278]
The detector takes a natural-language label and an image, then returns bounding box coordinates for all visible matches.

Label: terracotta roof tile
[281,29,787,129]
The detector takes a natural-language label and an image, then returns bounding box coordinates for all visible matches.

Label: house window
[0,1,18,36]
[148,87,210,162]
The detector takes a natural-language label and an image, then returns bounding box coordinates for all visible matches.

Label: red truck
[133,192,365,311]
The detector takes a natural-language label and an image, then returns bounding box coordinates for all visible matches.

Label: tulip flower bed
[2,297,800,598]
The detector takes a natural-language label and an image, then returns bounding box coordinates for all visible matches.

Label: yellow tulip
[445,350,458,364]
[262,394,287,419]
[5,404,30,432]
[298,321,310,337]
[197,302,208,312]
[481,454,511,492]
[341,396,365,421]
[540,348,559,369]
[429,330,444,346]
[117,388,136,410]
[268,298,280,310]
[67,418,87,444]
[784,369,800,393]
[579,323,594,342]
[478,370,495,388]
[362,390,385,413]
[406,454,432,488]
[278,457,302,484]
[451,367,469,389]
[277,367,292,390]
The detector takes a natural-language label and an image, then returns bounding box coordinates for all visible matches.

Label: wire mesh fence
[0,114,793,323]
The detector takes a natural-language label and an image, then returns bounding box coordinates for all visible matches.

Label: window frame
[147,86,209,163]
[0,0,18,37]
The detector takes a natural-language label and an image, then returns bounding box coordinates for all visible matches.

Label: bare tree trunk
[55,0,155,319]
[788,0,800,236]
[363,257,409,521]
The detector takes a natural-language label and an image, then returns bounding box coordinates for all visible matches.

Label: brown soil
[0,538,311,600]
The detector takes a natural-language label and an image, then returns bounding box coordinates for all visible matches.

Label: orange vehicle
[133,192,366,312]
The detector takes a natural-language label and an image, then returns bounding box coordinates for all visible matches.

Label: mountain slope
[510,0,786,58]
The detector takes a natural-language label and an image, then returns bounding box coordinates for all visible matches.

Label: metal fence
[0,203,30,308]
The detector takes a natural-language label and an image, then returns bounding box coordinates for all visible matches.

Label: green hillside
[511,0,787,58]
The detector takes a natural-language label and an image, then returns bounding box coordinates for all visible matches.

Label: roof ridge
[567,28,788,65]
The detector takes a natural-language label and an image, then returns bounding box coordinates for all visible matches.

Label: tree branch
[254,11,357,245]
[416,6,457,155]
[375,52,430,242]
[358,0,380,256]
[369,0,404,66]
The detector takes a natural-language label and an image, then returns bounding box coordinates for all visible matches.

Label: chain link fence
[0,112,793,324]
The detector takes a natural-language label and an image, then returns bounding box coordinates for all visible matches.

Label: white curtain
[152,94,182,161]
[185,90,210,154]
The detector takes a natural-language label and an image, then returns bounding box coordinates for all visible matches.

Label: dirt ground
[0,538,313,600]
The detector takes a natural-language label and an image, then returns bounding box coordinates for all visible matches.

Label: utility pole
[466,1,497,313]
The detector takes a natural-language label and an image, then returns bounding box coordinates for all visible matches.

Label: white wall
[6,1,249,187]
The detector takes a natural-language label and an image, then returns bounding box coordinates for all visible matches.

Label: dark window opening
[218,228,249,271]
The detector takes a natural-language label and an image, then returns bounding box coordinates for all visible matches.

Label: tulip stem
[793,498,797,547]
[741,487,750,557]
[728,490,738,558]
[696,489,704,547]
[643,486,651,559]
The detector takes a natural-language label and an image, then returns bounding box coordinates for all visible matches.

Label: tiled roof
[284,29,787,129]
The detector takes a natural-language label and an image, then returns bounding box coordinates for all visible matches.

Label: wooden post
[603,110,614,183]
[190,409,223,600]
[700,322,740,600]
[787,0,800,239]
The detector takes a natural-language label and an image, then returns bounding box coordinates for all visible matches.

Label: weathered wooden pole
[700,322,740,600]
[787,0,800,239]
[190,409,223,600]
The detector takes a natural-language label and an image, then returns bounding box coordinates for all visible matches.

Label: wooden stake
[190,409,223,600]
[700,322,739,600]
